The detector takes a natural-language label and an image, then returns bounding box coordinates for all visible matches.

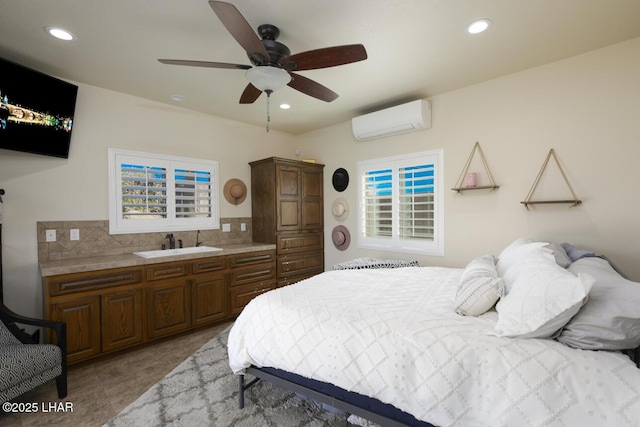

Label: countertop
[39,242,276,277]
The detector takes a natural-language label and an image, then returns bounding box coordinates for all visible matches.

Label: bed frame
[239,365,435,427]
[239,345,640,427]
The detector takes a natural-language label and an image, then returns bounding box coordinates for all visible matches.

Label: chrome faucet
[195,230,202,247]
[165,233,175,249]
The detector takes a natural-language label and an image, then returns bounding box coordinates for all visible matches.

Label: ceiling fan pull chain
[265,89,272,132]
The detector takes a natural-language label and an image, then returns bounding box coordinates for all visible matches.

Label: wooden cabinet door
[147,280,191,339]
[50,296,101,363]
[276,164,301,231]
[101,288,143,352]
[192,273,227,327]
[301,166,323,230]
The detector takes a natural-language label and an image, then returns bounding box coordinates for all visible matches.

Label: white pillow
[497,239,548,292]
[496,237,537,278]
[454,255,504,316]
[494,243,594,338]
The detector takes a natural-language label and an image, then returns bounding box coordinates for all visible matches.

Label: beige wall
[297,37,640,280]
[0,84,296,317]
[2,36,640,319]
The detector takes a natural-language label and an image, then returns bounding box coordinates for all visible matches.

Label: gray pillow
[454,255,504,316]
[561,242,596,262]
[546,243,572,268]
[558,257,640,350]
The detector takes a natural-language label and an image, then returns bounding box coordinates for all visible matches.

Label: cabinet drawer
[229,250,275,268]
[276,232,323,254]
[48,268,142,296]
[230,264,276,287]
[229,281,276,316]
[277,251,324,279]
[277,271,321,287]
[192,256,228,274]
[145,263,188,281]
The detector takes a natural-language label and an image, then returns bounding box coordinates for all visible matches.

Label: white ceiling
[2,0,640,135]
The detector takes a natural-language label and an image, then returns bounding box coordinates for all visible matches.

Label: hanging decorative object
[520,148,582,210]
[452,141,499,193]
[223,179,247,205]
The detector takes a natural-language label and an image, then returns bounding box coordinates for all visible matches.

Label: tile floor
[0,321,232,427]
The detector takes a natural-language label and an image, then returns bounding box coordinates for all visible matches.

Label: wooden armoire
[249,157,324,287]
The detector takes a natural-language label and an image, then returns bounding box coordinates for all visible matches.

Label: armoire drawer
[277,250,324,279]
[276,232,323,254]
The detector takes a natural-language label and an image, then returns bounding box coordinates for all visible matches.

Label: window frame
[108,148,220,234]
[357,149,444,256]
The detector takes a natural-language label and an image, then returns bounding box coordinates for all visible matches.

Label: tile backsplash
[37,218,253,262]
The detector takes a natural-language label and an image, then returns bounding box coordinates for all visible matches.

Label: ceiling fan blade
[288,72,338,102]
[280,44,367,71]
[239,83,262,104]
[209,1,269,65]
[158,59,251,70]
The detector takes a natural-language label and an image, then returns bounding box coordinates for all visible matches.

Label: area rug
[104,327,349,426]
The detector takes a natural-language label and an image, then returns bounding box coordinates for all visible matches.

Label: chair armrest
[0,303,67,348]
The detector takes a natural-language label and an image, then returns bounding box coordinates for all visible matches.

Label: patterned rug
[104,327,349,426]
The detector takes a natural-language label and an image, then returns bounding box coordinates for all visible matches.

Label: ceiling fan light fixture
[246,66,291,92]
[466,19,492,34]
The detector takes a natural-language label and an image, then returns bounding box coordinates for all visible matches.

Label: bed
[227,239,640,426]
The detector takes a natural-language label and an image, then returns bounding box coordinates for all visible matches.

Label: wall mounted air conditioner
[352,99,431,141]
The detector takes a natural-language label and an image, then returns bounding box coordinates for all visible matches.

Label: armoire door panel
[279,200,301,228]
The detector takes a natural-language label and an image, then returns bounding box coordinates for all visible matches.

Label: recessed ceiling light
[45,27,75,41]
[279,103,291,110]
[170,94,186,102]
[466,19,492,34]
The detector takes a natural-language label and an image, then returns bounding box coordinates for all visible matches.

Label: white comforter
[228,267,640,427]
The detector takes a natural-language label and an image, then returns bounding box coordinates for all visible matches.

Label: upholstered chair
[0,302,67,403]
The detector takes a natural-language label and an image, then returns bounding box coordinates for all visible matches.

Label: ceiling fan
[158,1,368,105]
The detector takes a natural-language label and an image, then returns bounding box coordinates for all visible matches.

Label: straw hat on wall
[223,178,247,205]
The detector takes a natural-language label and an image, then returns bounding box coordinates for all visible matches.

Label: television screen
[0,57,78,158]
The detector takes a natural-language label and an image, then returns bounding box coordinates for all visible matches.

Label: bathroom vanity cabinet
[42,247,275,363]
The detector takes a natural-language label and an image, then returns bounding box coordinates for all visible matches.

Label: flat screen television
[0,57,78,158]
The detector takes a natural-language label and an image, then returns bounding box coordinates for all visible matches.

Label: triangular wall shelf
[521,148,582,209]
[452,141,499,193]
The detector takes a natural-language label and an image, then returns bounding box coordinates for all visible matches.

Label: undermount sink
[134,246,223,258]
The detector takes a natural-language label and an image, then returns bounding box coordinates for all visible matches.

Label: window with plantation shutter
[108,148,219,234]
[121,164,168,219]
[358,150,443,255]
[174,168,212,220]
